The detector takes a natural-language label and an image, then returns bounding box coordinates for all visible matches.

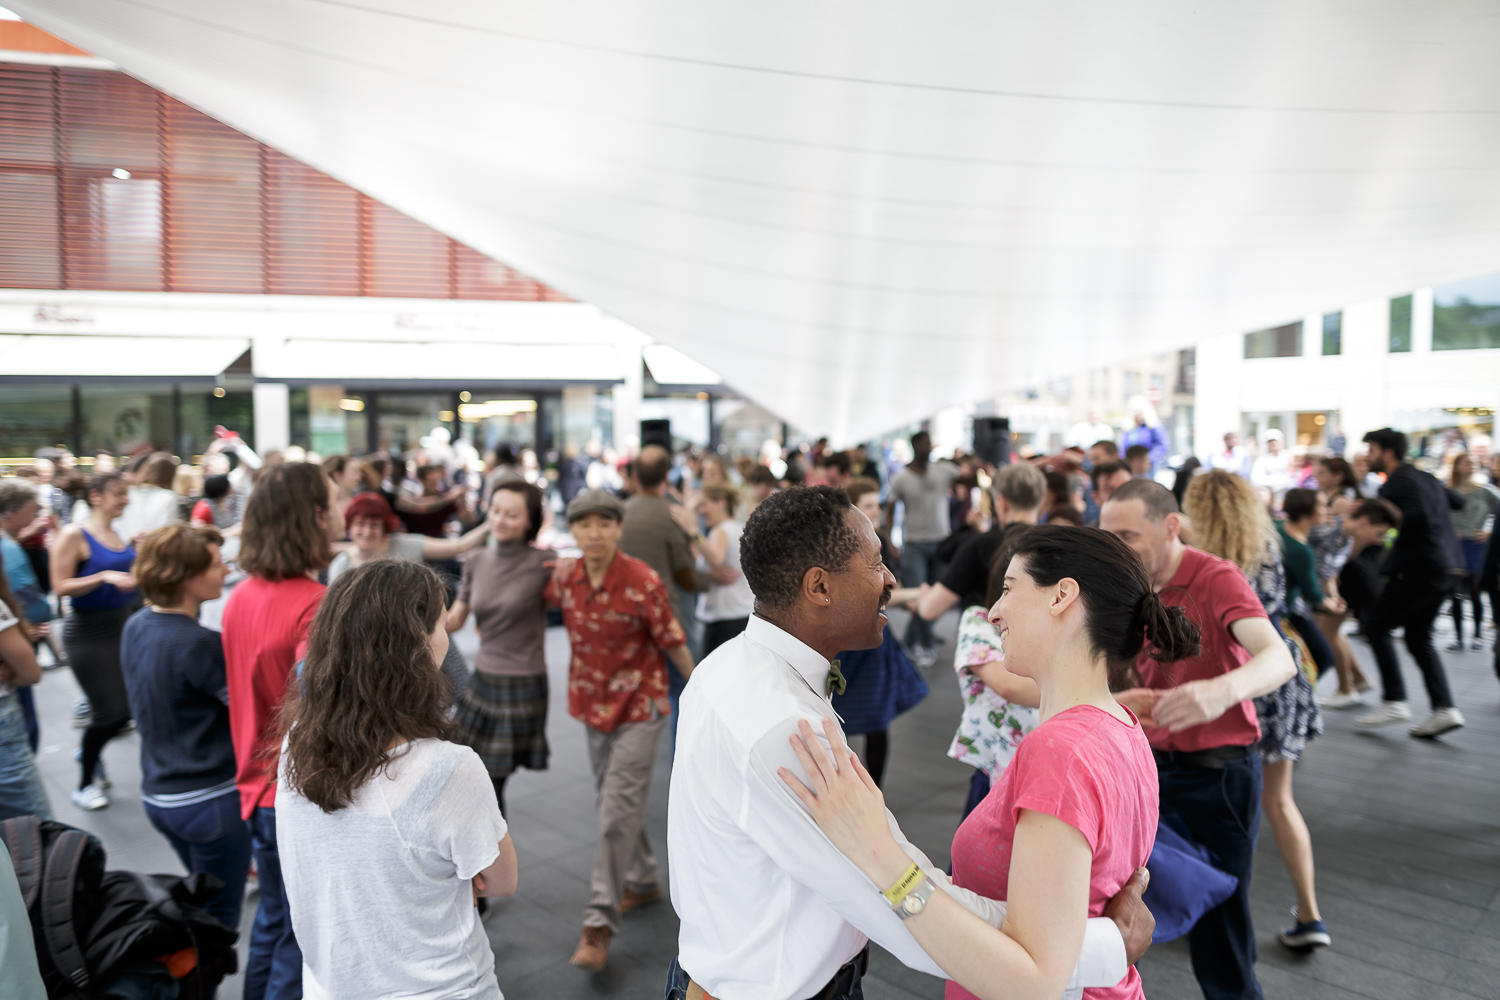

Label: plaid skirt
[453,671,550,779]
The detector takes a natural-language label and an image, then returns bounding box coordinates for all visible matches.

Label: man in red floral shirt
[546,489,695,972]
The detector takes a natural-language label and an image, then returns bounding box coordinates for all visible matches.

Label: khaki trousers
[583,708,667,931]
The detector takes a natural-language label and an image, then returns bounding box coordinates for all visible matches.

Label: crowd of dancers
[0,418,1487,1000]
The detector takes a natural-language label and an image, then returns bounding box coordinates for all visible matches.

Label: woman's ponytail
[1139,591,1201,664]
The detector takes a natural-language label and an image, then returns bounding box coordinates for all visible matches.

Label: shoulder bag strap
[0,814,43,910]
[40,831,93,994]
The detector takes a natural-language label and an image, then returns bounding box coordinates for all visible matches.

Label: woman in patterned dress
[1183,470,1330,950]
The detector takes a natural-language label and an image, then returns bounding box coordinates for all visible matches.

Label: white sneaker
[1318,690,1364,709]
[1409,708,1465,739]
[1355,701,1412,727]
[71,784,109,811]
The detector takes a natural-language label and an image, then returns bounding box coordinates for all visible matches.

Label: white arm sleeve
[747,719,1129,991]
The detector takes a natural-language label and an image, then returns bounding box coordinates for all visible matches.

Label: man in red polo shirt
[1102,480,1295,1000]
[546,489,696,973]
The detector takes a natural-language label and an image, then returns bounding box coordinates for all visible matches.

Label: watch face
[902,895,924,916]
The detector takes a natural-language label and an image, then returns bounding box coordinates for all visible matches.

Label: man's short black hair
[1090,460,1129,492]
[1352,497,1402,529]
[741,485,863,613]
[1091,440,1119,458]
[1124,445,1150,463]
[1282,488,1319,523]
[820,451,852,476]
[1362,427,1407,462]
[1105,478,1180,520]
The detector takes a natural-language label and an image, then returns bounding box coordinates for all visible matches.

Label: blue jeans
[0,694,51,821]
[1156,750,1264,1000]
[16,684,37,754]
[901,540,941,651]
[664,955,865,1000]
[244,807,302,1000]
[144,790,252,932]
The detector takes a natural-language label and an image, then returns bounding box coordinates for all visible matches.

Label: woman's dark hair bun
[1003,524,1202,667]
[1139,591,1201,664]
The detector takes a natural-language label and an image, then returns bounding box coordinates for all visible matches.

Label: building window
[1389,295,1413,352]
[1433,272,1500,351]
[1322,312,1342,355]
[1244,322,1302,359]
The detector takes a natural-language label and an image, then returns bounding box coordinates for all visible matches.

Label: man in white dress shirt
[666,485,1153,1000]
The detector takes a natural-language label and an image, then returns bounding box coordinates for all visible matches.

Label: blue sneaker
[1279,912,1331,950]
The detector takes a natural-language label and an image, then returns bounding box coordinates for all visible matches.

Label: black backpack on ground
[1,815,238,999]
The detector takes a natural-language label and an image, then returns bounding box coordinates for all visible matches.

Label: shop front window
[0,384,73,460]
[80,383,174,459]
[377,393,455,458]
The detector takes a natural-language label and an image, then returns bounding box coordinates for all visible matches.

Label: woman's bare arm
[50,525,135,598]
[972,659,1041,708]
[446,600,470,633]
[420,522,490,562]
[474,833,519,898]
[779,719,1100,1000]
[0,624,42,687]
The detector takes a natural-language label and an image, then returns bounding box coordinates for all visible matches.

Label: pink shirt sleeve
[1008,717,1107,854]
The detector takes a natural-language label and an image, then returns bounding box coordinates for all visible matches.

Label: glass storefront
[0,381,253,462]
[0,384,74,461]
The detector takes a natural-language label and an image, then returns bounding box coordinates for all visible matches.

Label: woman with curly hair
[277,560,516,999]
[1182,469,1330,951]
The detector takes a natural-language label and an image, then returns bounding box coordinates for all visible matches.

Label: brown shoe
[620,885,664,915]
[570,925,612,971]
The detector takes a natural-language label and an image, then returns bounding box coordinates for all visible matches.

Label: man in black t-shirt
[904,462,1047,622]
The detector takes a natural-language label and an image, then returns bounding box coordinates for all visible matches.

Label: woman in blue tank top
[50,472,139,811]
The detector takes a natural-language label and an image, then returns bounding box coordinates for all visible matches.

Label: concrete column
[613,342,643,457]
[1412,287,1434,353]
[1303,314,1322,358]
[253,383,290,454]
[1193,331,1242,461]
[561,384,595,454]
[1335,298,1389,455]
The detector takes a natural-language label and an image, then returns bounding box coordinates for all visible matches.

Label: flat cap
[566,488,626,523]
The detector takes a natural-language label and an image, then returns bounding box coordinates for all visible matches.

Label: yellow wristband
[881,863,925,907]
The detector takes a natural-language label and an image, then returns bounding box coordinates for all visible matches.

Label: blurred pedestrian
[0,558,49,821]
[51,473,139,811]
[448,481,555,819]
[1183,471,1330,953]
[115,452,181,540]
[222,462,344,1000]
[674,483,753,657]
[121,524,249,931]
[1447,453,1499,651]
[548,490,694,972]
[1355,429,1465,737]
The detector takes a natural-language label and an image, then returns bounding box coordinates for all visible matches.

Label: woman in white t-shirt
[676,482,754,656]
[277,559,517,1000]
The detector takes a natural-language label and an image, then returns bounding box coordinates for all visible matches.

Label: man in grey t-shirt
[884,431,960,666]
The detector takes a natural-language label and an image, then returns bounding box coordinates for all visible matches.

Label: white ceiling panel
[10,1,1500,440]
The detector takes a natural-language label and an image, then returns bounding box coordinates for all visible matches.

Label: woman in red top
[782,525,1197,1000]
[221,461,344,1000]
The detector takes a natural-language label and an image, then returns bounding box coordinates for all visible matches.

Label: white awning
[0,335,248,378]
[642,344,721,386]
[11,2,1500,440]
[256,339,626,384]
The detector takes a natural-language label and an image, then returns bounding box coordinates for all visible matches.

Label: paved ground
[26,607,1500,999]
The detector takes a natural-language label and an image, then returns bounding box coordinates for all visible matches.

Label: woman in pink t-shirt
[781,525,1200,1000]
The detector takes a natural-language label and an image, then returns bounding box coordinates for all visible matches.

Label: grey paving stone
[21,607,1500,999]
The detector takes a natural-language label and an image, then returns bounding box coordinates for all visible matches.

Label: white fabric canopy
[11,1,1500,442]
[0,335,248,377]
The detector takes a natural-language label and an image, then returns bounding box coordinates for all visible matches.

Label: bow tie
[826,659,847,697]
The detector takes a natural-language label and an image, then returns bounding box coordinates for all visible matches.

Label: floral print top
[947,606,1040,782]
[545,550,685,732]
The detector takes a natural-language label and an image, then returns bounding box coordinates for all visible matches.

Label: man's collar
[574,549,619,587]
[744,615,831,692]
